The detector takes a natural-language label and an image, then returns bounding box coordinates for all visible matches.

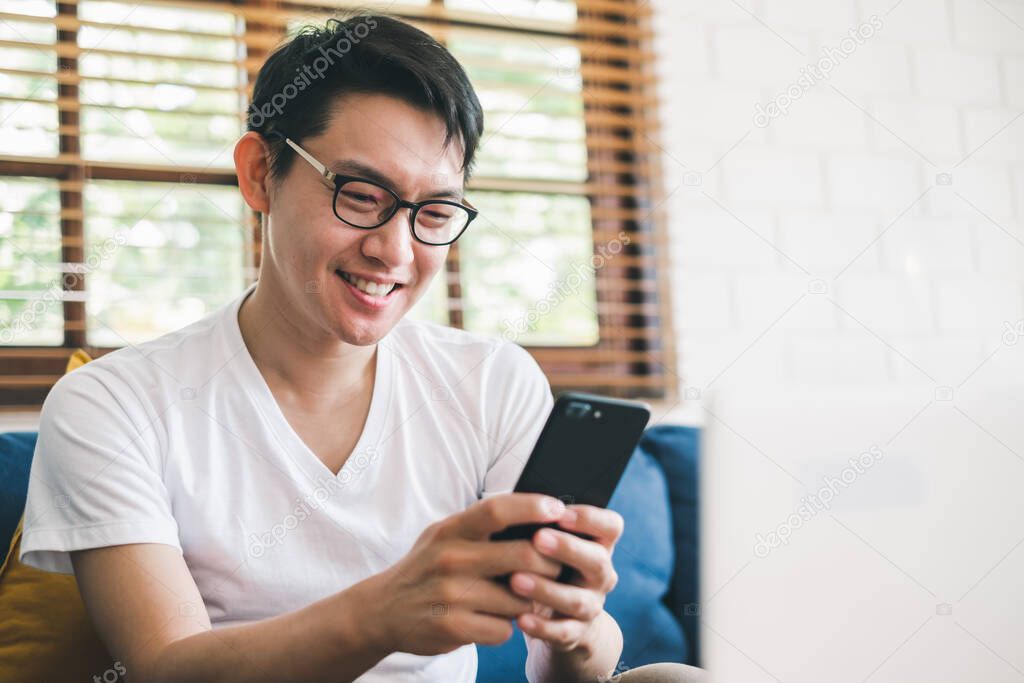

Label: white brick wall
[950,0,1024,54]
[1005,56,1024,108]
[652,0,1024,408]
[913,49,1004,105]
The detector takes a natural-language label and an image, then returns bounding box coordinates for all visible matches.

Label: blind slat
[0,0,671,402]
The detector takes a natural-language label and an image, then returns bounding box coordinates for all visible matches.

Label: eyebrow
[330,159,465,202]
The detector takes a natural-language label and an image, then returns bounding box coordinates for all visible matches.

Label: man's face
[264,93,465,346]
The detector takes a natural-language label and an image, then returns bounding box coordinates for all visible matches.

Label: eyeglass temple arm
[283,137,337,183]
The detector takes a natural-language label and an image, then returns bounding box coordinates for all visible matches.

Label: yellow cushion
[65,348,92,373]
[0,349,119,681]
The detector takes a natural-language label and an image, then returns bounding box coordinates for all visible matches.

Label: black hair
[246,12,484,180]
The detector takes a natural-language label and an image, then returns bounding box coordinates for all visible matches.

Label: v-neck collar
[226,283,394,488]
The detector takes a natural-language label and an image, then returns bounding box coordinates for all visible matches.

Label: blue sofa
[0,426,700,679]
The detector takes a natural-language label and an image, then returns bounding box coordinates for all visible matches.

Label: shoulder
[45,301,232,417]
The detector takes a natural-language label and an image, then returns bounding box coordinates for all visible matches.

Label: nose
[360,206,416,270]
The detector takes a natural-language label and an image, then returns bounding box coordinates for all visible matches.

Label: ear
[234,131,272,214]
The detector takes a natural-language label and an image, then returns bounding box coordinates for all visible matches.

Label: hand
[363,494,566,656]
[508,505,623,652]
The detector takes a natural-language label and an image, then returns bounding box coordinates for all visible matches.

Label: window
[0,0,671,408]
[0,177,62,346]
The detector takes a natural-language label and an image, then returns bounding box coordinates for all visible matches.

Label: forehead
[315,92,466,189]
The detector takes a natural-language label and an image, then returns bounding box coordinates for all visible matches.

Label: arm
[526,610,623,683]
[71,543,389,683]
[71,494,572,683]
[40,368,386,683]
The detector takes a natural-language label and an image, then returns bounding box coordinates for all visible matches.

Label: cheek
[270,186,326,249]
[414,247,448,283]
[276,201,347,264]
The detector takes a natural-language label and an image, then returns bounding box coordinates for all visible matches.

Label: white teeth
[340,271,395,297]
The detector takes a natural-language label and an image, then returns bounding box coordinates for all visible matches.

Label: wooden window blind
[0,0,675,409]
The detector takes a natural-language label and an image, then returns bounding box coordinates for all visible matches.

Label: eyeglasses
[282,137,478,246]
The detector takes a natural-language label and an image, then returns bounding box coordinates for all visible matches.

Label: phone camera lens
[564,402,591,419]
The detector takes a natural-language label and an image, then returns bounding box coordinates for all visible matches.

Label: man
[21,13,700,683]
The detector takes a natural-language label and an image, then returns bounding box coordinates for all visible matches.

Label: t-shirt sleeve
[480,342,554,498]
[19,364,181,574]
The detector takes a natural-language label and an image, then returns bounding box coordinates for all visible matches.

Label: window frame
[0,0,675,408]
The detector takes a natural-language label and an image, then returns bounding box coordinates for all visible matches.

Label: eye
[337,180,389,214]
[341,189,377,205]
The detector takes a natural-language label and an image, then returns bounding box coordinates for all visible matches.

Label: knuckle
[438,617,461,641]
[609,511,625,537]
[419,521,441,542]
[486,621,514,645]
[481,498,504,528]
[568,592,587,617]
[573,505,593,525]
[517,541,539,567]
[604,568,619,592]
[535,554,562,579]
[585,594,605,620]
[555,622,574,645]
[437,577,462,605]
[425,519,451,543]
[435,547,461,574]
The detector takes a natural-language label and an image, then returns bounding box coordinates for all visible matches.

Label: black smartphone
[490,392,651,581]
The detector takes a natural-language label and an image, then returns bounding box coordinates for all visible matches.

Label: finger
[509,572,604,622]
[516,612,589,652]
[557,505,624,549]
[437,608,518,648]
[452,575,535,619]
[449,493,566,540]
[475,540,563,580]
[533,529,617,592]
[435,539,561,580]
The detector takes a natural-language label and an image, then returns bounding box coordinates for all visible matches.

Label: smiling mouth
[335,269,402,298]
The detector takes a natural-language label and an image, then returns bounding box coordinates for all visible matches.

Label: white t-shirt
[20,283,553,682]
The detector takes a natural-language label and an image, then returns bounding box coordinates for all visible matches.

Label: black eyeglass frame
[281,136,479,246]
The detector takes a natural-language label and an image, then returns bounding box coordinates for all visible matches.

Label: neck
[237,278,376,404]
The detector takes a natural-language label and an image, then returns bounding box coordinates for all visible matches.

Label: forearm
[148,576,390,683]
[525,610,623,683]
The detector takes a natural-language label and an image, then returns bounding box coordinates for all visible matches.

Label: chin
[330,310,404,346]
[342,329,387,346]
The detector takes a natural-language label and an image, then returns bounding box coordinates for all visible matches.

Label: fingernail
[543,498,565,516]
[513,573,535,592]
[536,529,557,551]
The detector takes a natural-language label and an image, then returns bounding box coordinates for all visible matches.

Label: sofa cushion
[475,443,685,681]
[0,519,117,682]
[0,349,120,683]
[0,431,36,567]
[639,425,701,668]
[0,349,89,564]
